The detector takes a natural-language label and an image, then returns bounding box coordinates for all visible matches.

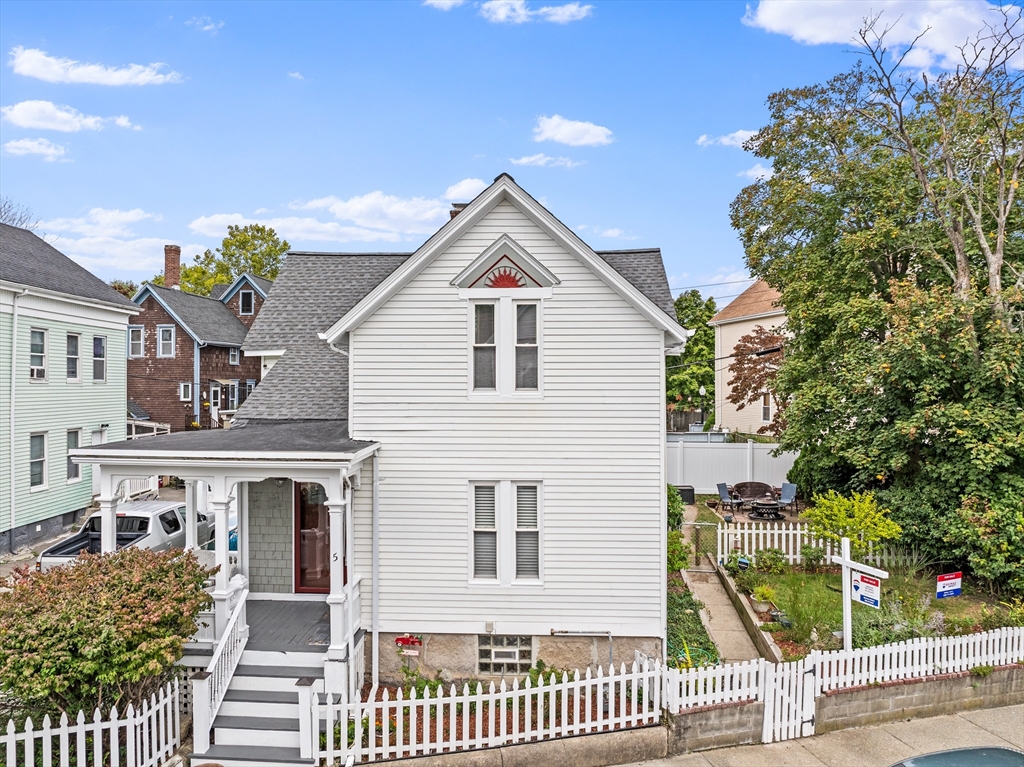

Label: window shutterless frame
[156,325,175,358]
[66,333,81,381]
[468,298,542,397]
[240,290,255,315]
[471,483,498,580]
[127,326,144,358]
[92,336,107,382]
[29,433,47,489]
[229,347,240,365]
[179,382,192,401]
[29,328,47,381]
[469,480,543,585]
[762,393,771,422]
[67,429,81,482]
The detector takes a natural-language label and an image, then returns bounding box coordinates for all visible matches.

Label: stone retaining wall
[668,699,764,753]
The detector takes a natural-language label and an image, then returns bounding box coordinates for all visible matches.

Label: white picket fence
[2,679,179,767]
[304,661,662,763]
[663,657,764,712]
[717,521,913,566]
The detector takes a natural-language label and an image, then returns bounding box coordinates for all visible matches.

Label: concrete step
[219,689,298,718]
[192,744,314,767]
[213,715,300,749]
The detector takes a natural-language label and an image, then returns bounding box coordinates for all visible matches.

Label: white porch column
[184,481,199,551]
[238,481,250,579]
[98,496,119,553]
[197,481,209,513]
[324,480,348,697]
[210,483,232,638]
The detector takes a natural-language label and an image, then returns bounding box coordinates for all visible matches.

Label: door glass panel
[296,482,331,592]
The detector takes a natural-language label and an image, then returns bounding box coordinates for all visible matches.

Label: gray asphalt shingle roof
[209,283,229,300]
[595,249,676,318]
[142,284,249,346]
[0,222,136,308]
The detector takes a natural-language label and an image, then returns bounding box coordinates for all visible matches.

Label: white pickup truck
[36,500,215,572]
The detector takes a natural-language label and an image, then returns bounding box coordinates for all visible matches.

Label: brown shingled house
[708,279,785,434]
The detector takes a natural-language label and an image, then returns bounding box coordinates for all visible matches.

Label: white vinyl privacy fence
[667,439,797,494]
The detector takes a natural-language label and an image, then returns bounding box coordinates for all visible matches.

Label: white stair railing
[191,588,249,754]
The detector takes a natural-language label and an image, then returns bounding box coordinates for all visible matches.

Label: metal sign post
[831,537,890,652]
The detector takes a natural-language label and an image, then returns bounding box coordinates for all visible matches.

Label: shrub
[756,548,788,574]
[667,530,692,572]
[800,545,825,570]
[752,585,777,603]
[667,484,685,529]
[806,491,901,559]
[0,548,212,716]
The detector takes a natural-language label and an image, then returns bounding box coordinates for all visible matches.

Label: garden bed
[667,573,719,667]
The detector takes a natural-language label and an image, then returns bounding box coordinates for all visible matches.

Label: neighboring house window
[157,326,175,358]
[478,635,533,675]
[92,336,107,382]
[29,433,46,489]
[471,301,541,394]
[179,382,192,401]
[29,329,47,380]
[246,379,255,397]
[473,304,497,390]
[67,430,81,481]
[472,481,542,583]
[66,334,80,381]
[127,326,144,358]
[229,347,240,365]
[473,484,498,579]
[240,290,255,315]
[762,393,771,422]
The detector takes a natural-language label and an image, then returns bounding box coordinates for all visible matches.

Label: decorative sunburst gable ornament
[485,264,526,288]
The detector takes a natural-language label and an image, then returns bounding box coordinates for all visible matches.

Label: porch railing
[191,588,248,754]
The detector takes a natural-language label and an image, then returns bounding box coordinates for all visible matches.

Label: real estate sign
[936,571,962,599]
[851,571,881,609]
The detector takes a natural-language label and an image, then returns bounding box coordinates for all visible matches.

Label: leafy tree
[727,325,786,436]
[666,289,717,415]
[150,224,289,295]
[805,490,902,559]
[108,279,139,299]
[0,196,38,230]
[729,12,1024,590]
[0,548,212,716]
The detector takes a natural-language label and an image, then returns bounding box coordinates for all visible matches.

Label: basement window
[478,635,533,675]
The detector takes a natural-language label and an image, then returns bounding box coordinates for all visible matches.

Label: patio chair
[777,482,798,514]
[732,481,774,505]
[716,483,742,512]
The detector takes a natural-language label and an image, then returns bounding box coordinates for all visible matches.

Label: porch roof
[73,418,375,461]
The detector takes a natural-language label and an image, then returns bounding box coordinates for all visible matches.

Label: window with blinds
[473,485,498,579]
[515,304,538,390]
[473,304,496,390]
[515,485,539,579]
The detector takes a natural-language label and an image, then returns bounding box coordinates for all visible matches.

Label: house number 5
[333,553,339,561]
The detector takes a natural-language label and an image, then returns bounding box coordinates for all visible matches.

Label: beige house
[708,280,784,435]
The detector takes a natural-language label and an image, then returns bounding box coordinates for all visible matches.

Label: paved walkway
[680,505,759,664]
[630,704,1024,767]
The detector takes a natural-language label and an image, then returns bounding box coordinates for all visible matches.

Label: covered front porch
[72,420,380,764]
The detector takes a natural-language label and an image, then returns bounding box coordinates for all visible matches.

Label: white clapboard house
[73,174,689,766]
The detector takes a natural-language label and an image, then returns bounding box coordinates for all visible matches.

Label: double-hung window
[29,329,47,380]
[157,326,175,358]
[240,290,255,315]
[179,382,192,401]
[473,305,497,390]
[471,301,540,394]
[229,347,240,365]
[471,481,542,583]
[246,379,256,397]
[515,304,538,391]
[67,430,81,481]
[66,334,81,381]
[762,393,771,423]
[29,433,47,489]
[92,337,107,382]
[127,326,144,358]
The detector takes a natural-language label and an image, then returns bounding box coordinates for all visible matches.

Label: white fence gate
[667,440,797,494]
[762,658,816,742]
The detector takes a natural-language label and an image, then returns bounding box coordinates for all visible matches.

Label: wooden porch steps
[191,744,314,767]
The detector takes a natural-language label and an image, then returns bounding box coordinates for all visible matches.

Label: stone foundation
[374,632,661,684]
[1,507,85,555]
[668,700,764,753]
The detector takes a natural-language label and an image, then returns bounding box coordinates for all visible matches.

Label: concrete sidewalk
[629,704,1024,767]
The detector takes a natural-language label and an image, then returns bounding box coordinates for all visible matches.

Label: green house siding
[2,299,129,537]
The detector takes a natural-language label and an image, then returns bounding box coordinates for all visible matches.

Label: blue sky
[0,0,1011,306]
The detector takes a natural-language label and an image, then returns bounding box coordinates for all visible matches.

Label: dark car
[891,746,1024,767]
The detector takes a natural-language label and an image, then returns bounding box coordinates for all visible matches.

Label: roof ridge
[147,283,227,303]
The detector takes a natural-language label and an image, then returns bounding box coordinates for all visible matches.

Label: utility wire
[671,278,755,291]
[666,346,781,371]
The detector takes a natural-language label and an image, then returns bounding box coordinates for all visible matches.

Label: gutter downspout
[193,340,202,423]
[372,451,380,686]
[8,289,27,554]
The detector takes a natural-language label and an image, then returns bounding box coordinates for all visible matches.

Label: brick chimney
[164,245,181,289]
[449,202,469,220]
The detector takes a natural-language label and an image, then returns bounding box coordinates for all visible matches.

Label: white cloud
[696,129,756,148]
[1,101,142,132]
[738,163,774,180]
[7,46,182,86]
[288,71,304,80]
[742,0,1015,70]
[423,0,466,8]
[50,237,209,273]
[3,137,67,161]
[576,224,637,240]
[295,191,448,235]
[186,16,224,33]
[253,207,271,214]
[510,153,583,168]
[533,114,613,147]
[443,178,487,200]
[480,0,592,23]
[40,208,161,238]
[189,213,402,243]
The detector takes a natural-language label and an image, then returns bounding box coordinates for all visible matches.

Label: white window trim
[239,290,255,315]
[468,480,543,586]
[229,347,240,365]
[156,325,176,358]
[210,382,221,408]
[179,382,193,402]
[127,326,145,358]
[29,328,47,382]
[246,379,256,397]
[66,429,82,484]
[762,393,772,423]
[66,333,81,382]
[29,432,48,492]
[467,295,544,399]
[92,336,107,383]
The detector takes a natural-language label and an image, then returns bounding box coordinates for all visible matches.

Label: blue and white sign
[852,571,881,609]
[936,571,962,599]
